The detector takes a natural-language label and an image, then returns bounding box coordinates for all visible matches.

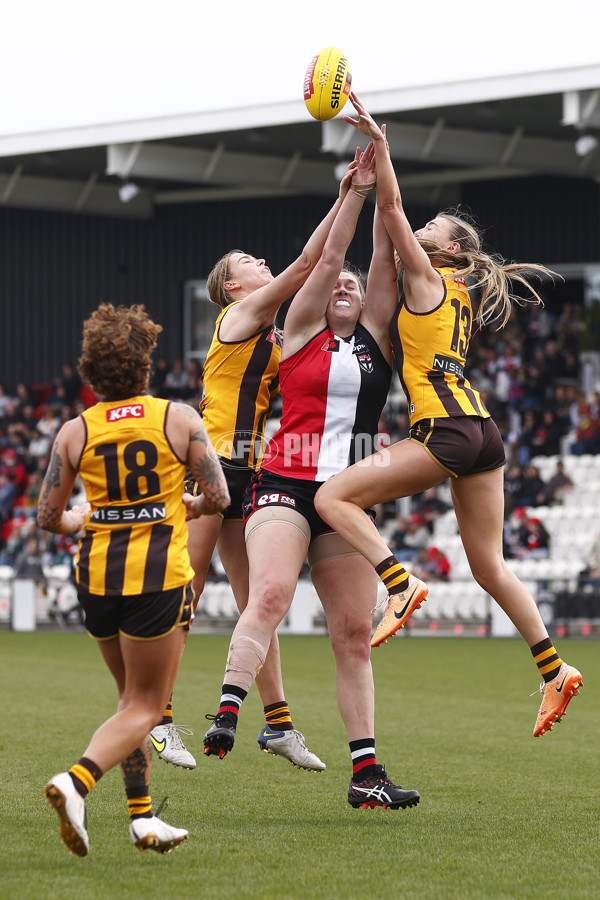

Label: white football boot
[257,727,326,771]
[44,772,89,857]
[130,816,189,853]
[150,724,196,769]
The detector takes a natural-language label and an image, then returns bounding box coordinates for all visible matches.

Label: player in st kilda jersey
[318,94,582,741]
[203,140,422,811]
[37,303,229,856]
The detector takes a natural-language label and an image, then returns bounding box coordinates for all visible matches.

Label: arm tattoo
[189,427,210,448]
[37,446,66,532]
[179,404,200,423]
[189,431,229,514]
[45,444,64,490]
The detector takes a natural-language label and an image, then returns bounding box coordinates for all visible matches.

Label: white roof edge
[1,63,599,158]
[364,63,600,113]
[0,99,308,157]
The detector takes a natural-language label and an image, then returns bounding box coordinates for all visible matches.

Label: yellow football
[303,47,352,121]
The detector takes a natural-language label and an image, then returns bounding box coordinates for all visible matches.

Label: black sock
[349,738,378,781]
[217,684,248,718]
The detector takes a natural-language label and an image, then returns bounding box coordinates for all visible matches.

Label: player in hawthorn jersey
[161,161,366,775]
[203,141,421,811]
[37,304,229,857]
[317,95,582,740]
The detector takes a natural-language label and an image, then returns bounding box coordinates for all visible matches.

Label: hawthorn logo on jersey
[90,502,166,523]
[106,404,144,422]
[257,492,296,508]
[321,337,339,352]
[266,327,283,346]
[432,354,464,378]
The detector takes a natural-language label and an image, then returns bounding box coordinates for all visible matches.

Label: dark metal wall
[1,175,598,393]
[463,176,600,263]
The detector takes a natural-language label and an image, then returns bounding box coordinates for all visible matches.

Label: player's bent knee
[313,483,330,517]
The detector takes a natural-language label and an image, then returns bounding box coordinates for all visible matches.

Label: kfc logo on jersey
[321,337,339,352]
[106,405,145,422]
[454,276,466,286]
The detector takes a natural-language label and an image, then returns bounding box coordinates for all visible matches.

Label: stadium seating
[396,452,600,636]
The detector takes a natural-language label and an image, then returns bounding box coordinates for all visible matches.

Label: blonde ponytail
[400,211,559,328]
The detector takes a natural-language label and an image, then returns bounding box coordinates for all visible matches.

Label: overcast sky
[1,0,599,137]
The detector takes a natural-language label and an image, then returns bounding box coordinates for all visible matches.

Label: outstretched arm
[344,93,438,290]
[282,143,375,354]
[220,151,361,340]
[358,128,398,361]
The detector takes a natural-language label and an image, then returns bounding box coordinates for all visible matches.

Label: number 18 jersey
[391,266,489,426]
[76,395,194,596]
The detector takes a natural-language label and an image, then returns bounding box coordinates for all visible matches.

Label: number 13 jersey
[76,395,194,596]
[391,266,489,426]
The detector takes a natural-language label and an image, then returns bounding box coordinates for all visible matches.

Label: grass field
[1,631,598,899]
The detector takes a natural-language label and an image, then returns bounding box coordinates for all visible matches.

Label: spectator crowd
[0,358,202,573]
[0,294,598,577]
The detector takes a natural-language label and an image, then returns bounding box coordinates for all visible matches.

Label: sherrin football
[303,47,352,121]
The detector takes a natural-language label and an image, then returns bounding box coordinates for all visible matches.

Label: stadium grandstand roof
[1,64,599,220]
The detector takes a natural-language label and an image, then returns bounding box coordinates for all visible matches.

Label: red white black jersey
[262,322,391,482]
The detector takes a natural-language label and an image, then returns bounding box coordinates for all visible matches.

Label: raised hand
[353,140,376,189]
[343,92,385,142]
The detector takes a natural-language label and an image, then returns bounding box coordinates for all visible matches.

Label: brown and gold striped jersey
[76,395,194,595]
[390,267,489,426]
[200,300,281,469]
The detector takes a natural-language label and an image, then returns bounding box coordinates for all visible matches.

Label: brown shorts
[186,457,252,522]
[78,582,193,641]
[409,416,506,478]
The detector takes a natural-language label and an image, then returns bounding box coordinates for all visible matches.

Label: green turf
[1,632,598,899]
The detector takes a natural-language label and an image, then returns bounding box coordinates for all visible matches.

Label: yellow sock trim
[380,563,405,582]
[128,796,152,818]
[534,647,558,664]
[539,657,563,676]
[69,763,97,793]
[387,573,409,591]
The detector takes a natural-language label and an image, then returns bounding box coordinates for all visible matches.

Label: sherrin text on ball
[303,47,352,121]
